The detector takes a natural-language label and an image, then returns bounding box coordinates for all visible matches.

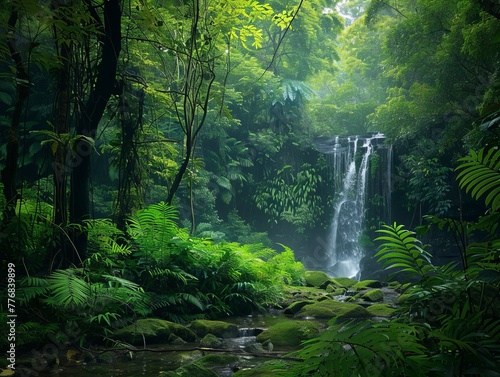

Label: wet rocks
[112,318,196,345]
[256,320,319,348]
[189,319,240,339]
[200,333,223,348]
[294,299,371,320]
[304,270,331,287]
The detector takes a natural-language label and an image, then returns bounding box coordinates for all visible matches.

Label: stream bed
[14,280,399,377]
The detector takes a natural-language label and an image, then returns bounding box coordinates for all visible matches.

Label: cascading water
[314,133,391,278]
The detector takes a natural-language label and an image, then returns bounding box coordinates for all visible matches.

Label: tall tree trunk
[1,10,29,221]
[69,0,121,263]
[49,0,73,269]
[115,88,145,231]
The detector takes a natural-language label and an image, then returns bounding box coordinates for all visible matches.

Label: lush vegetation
[287,147,500,376]
[0,0,499,374]
[4,201,304,347]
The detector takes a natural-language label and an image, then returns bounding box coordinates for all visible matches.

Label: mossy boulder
[295,300,371,319]
[169,333,188,345]
[396,293,411,304]
[304,271,331,288]
[331,277,358,288]
[325,284,346,295]
[353,280,383,290]
[256,320,319,348]
[189,320,239,338]
[387,281,401,289]
[245,342,268,354]
[167,362,219,377]
[113,318,196,345]
[194,354,239,369]
[232,360,296,377]
[200,334,223,348]
[361,289,384,302]
[366,304,396,317]
[283,300,315,315]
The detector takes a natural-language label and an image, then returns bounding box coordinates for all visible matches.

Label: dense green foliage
[2,201,305,347]
[1,0,500,373]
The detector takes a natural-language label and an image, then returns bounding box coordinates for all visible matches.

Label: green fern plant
[43,269,92,308]
[375,223,435,280]
[293,320,430,377]
[456,147,500,212]
[127,201,180,259]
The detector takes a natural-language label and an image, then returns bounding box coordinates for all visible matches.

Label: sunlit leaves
[272,7,298,30]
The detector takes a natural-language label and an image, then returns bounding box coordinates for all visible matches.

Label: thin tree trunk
[69,0,121,264]
[166,143,192,205]
[1,10,29,221]
[53,37,71,226]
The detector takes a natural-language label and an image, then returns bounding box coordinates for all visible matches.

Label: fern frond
[127,202,178,256]
[375,223,435,279]
[17,276,49,304]
[102,275,143,291]
[294,320,430,376]
[45,269,92,308]
[456,148,500,212]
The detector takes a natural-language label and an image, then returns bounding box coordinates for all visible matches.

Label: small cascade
[314,133,391,278]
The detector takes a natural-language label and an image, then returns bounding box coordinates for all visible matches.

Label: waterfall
[314,133,391,278]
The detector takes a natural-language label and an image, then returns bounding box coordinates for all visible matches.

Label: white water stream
[326,133,387,278]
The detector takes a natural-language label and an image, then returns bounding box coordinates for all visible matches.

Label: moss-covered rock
[330,277,358,288]
[194,354,239,369]
[304,271,331,288]
[387,281,401,289]
[325,284,347,295]
[295,300,371,319]
[396,293,410,304]
[361,289,384,302]
[200,334,223,348]
[189,320,239,338]
[232,360,296,377]
[113,318,196,345]
[169,333,188,345]
[245,342,268,354]
[256,321,319,348]
[169,362,219,377]
[366,304,396,317]
[283,300,315,315]
[283,286,331,304]
[353,280,383,290]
